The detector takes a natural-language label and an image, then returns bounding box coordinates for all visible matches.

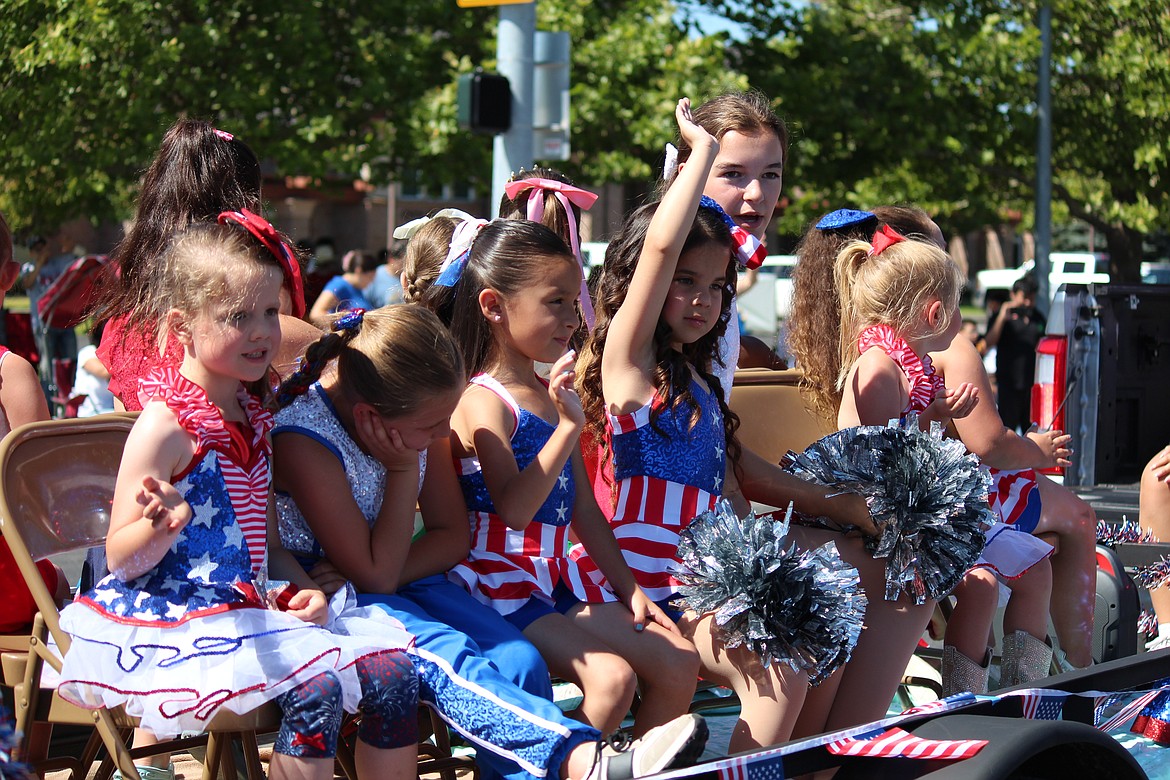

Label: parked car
[972,252,1109,309]
[736,254,798,347]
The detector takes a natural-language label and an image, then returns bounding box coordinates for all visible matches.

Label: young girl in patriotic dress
[575,99,873,753]
[56,222,419,780]
[441,215,702,737]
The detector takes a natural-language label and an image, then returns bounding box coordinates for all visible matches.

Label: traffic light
[457,71,512,135]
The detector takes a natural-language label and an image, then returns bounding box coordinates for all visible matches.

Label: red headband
[217,209,306,318]
[869,224,907,257]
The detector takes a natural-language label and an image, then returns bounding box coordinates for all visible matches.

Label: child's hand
[1025,425,1073,469]
[307,558,348,598]
[356,408,420,473]
[284,587,329,626]
[930,382,979,420]
[548,351,585,430]
[136,475,192,534]
[674,97,717,156]
[1149,444,1170,482]
[627,586,681,636]
[829,491,880,537]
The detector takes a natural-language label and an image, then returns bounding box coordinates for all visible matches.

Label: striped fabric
[451,374,616,614]
[827,727,987,759]
[572,377,726,603]
[987,467,1040,528]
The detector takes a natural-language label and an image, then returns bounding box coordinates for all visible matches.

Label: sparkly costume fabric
[450,374,615,614]
[572,374,724,603]
[274,383,425,562]
[56,370,412,739]
[856,324,945,415]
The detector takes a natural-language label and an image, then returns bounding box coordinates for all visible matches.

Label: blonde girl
[576,99,872,752]
[793,229,978,736]
[57,222,419,780]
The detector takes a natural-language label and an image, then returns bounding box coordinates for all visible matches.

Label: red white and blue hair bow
[433,218,490,288]
[504,177,599,327]
[217,208,306,318]
[698,195,767,271]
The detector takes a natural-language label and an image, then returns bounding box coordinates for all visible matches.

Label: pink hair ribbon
[217,209,306,318]
[212,128,234,142]
[869,224,908,257]
[504,177,599,328]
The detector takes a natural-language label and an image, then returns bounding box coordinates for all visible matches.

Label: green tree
[695,0,1170,279]
[0,1,490,232]
[1,0,738,236]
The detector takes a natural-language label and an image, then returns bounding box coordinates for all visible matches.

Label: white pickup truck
[972,252,1109,309]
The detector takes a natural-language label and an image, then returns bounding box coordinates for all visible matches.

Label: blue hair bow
[815,209,876,232]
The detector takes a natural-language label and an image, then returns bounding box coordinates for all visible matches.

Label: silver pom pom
[785,415,992,604]
[674,500,867,684]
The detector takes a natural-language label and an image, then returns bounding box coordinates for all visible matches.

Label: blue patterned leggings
[274,650,419,758]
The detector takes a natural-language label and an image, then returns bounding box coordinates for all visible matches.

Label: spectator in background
[21,232,78,386]
[74,321,115,417]
[366,238,406,308]
[308,249,378,326]
[302,236,338,310]
[985,274,1044,433]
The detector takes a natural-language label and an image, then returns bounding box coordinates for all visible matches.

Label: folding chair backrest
[0,416,133,646]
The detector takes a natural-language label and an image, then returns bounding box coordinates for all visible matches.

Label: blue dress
[56,369,411,738]
[275,384,599,780]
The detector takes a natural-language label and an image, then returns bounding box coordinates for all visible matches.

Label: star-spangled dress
[858,324,1051,579]
[55,368,412,738]
[273,382,599,780]
[573,373,725,604]
[449,374,616,616]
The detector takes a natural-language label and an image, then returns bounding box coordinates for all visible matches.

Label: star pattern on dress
[715,442,724,459]
[555,502,569,523]
[558,473,569,490]
[221,518,245,551]
[188,551,220,583]
[713,474,723,491]
[188,492,222,529]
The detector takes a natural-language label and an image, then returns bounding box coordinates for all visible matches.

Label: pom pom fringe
[674,500,866,685]
[785,415,992,604]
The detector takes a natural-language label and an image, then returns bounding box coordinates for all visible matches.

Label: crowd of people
[0,87,1166,780]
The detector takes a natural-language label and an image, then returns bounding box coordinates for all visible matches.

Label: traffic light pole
[492,4,536,217]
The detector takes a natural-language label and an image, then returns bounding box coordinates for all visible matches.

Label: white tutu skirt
[971,522,1054,581]
[54,585,413,738]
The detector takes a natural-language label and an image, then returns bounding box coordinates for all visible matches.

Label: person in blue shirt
[366,240,406,309]
[309,249,378,326]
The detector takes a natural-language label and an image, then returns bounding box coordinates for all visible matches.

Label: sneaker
[587,714,708,780]
[113,764,175,780]
[1146,633,1170,653]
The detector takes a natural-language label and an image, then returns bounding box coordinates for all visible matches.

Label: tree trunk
[1102,224,1145,283]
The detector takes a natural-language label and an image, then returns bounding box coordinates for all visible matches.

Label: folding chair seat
[0,416,280,780]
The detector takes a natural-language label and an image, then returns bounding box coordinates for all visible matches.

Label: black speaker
[457,71,512,134]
